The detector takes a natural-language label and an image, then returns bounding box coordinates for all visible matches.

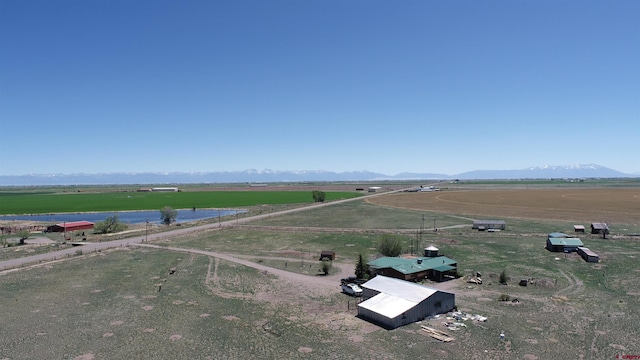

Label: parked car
[341,283,363,297]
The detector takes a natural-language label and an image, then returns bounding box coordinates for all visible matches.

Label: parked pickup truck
[341,283,363,297]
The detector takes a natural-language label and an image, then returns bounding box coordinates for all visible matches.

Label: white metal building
[357,276,455,329]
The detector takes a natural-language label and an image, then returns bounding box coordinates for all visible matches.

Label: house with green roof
[368,255,457,282]
[546,233,584,252]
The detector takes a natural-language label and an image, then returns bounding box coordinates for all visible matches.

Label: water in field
[0,209,244,225]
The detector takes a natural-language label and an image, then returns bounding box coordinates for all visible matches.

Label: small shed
[590,223,609,235]
[573,225,585,233]
[319,250,335,261]
[472,220,506,230]
[357,276,455,329]
[577,247,599,263]
[46,221,95,233]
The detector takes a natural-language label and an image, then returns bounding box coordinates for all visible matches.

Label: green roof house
[546,234,584,253]
[368,255,457,282]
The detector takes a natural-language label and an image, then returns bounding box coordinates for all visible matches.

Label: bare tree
[160,206,178,225]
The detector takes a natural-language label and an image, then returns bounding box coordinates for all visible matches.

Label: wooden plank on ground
[421,325,454,342]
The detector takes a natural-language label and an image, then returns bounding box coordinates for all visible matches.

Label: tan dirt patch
[298,347,313,353]
[367,188,640,223]
[74,353,95,360]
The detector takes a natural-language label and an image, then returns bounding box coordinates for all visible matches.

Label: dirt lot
[368,188,640,224]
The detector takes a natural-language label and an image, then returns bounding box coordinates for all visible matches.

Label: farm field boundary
[368,188,640,224]
[0,190,362,215]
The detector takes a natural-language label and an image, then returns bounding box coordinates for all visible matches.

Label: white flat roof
[358,293,415,319]
[361,275,441,303]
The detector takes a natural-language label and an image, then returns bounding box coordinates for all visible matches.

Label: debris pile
[443,321,467,331]
[448,311,487,323]
[421,325,454,342]
[466,276,483,284]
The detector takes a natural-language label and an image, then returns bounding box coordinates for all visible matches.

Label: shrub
[17,229,30,245]
[312,190,326,202]
[499,269,508,285]
[320,260,332,275]
[94,215,128,234]
[378,234,403,257]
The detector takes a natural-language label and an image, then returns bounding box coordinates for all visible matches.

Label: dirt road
[135,243,353,294]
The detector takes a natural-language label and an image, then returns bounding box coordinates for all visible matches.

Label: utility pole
[420,214,425,247]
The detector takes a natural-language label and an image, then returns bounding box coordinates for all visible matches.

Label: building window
[435,301,441,308]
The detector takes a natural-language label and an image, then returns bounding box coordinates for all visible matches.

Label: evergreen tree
[355,253,370,279]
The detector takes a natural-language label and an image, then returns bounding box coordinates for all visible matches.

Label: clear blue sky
[1,0,639,176]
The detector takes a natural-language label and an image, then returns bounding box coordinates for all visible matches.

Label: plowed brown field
[368,188,640,223]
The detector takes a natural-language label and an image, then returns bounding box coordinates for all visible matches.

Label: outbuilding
[546,235,584,252]
[319,250,335,261]
[590,223,609,235]
[357,275,455,329]
[472,220,506,231]
[577,247,599,263]
[46,221,95,233]
[574,225,585,233]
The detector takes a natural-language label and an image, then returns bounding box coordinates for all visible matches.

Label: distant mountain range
[0,164,635,186]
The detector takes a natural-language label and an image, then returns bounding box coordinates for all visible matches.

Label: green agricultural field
[0,190,361,215]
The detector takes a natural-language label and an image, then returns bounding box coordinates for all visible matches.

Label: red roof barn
[46,221,95,233]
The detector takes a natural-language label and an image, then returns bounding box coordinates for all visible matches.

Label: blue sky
[1,0,638,176]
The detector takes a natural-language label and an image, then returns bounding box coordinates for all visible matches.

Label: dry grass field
[369,188,640,224]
